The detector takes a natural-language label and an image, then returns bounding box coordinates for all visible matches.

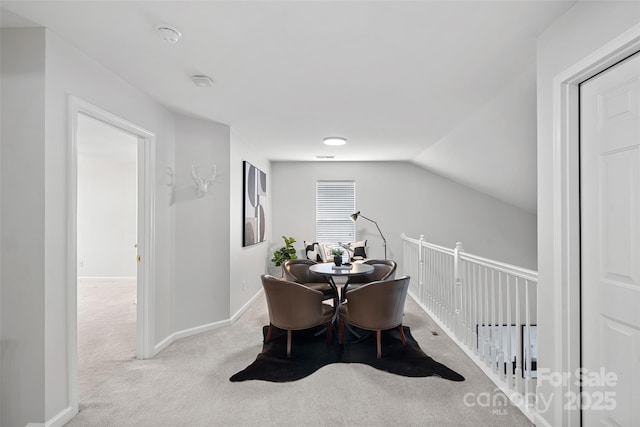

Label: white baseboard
[153,288,264,356]
[27,405,75,427]
[78,276,136,283]
[153,318,230,355]
[230,288,264,323]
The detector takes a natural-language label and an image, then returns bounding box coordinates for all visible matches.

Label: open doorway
[76,113,138,397]
[68,96,156,415]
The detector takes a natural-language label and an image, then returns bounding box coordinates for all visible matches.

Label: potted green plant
[271,236,298,267]
[330,247,344,266]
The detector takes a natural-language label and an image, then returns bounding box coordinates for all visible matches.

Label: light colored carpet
[70,282,534,427]
[77,280,137,399]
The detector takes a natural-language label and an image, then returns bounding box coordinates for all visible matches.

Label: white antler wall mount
[191,163,217,198]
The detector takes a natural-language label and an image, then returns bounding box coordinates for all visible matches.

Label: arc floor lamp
[350,211,387,259]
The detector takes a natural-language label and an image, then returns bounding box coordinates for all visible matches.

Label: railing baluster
[480,265,486,363]
[442,252,447,325]
[524,278,532,410]
[436,250,440,316]
[506,274,513,390]
[452,255,456,328]
[431,249,436,316]
[450,255,455,330]
[473,263,479,356]
[433,251,442,326]
[515,276,523,396]
[454,246,459,334]
[497,271,504,381]
[466,261,472,346]
[479,265,484,359]
[433,251,448,320]
[428,247,432,309]
[443,253,447,325]
[490,269,496,375]
[428,247,433,312]
[483,266,490,367]
[425,245,429,309]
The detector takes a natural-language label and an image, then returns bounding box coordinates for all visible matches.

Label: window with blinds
[316,181,356,243]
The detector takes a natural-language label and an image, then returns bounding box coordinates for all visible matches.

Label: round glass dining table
[308,262,374,278]
[309,262,374,304]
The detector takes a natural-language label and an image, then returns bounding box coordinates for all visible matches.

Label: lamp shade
[350,211,360,222]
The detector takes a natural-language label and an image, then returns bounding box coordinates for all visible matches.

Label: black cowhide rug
[229,324,465,383]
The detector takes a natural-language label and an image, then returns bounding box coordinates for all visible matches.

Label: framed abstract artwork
[243,161,266,246]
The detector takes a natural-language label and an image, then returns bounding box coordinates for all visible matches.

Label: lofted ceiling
[1,1,577,213]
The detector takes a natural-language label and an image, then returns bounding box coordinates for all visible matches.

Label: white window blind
[316,181,355,243]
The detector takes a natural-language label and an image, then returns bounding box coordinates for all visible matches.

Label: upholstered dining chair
[338,276,410,359]
[341,259,397,301]
[282,259,339,306]
[261,275,334,358]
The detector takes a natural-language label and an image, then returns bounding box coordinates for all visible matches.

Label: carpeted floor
[70,283,534,427]
[77,280,137,399]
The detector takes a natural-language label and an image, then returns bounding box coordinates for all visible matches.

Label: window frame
[315,180,356,247]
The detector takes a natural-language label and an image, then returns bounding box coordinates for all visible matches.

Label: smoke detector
[155,25,182,43]
[191,75,215,87]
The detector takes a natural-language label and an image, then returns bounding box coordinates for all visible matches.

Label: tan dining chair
[338,276,410,359]
[342,259,397,300]
[261,275,334,358]
[282,259,339,306]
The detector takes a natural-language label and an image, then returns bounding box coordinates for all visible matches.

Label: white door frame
[67,96,156,414]
[550,24,640,427]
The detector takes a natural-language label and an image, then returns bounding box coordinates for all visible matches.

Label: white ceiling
[1,1,576,212]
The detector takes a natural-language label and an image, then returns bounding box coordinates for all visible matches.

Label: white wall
[414,61,538,214]
[43,28,179,423]
[0,26,254,425]
[536,3,640,426]
[77,153,137,279]
[0,27,176,425]
[173,115,231,329]
[272,161,537,270]
[0,27,47,427]
[229,129,271,314]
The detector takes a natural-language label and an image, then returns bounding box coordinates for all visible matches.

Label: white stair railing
[401,234,538,422]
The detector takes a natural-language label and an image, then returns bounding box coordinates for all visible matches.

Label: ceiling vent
[191,75,215,87]
[155,25,182,43]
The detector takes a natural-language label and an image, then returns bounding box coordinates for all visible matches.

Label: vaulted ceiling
[1,1,577,213]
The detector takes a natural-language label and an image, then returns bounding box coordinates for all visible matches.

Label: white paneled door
[580,52,640,427]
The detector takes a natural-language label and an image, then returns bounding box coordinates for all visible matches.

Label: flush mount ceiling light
[322,136,347,146]
[155,24,182,43]
[191,75,214,87]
